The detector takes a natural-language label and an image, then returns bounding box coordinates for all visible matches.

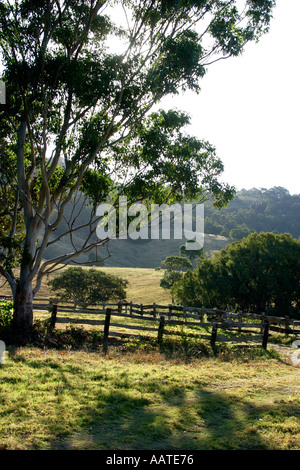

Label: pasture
[37,266,173,306]
[0,266,299,451]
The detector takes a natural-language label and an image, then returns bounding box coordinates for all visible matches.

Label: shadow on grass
[5,335,294,450]
[45,363,286,451]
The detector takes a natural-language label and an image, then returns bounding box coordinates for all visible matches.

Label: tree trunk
[12,280,34,345]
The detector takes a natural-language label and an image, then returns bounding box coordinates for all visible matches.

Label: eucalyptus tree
[0,0,275,342]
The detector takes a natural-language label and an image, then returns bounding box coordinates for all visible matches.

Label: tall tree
[0,0,275,342]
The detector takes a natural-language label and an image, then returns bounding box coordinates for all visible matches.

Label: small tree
[160,270,183,290]
[179,242,204,268]
[160,255,193,302]
[161,256,193,271]
[48,267,128,306]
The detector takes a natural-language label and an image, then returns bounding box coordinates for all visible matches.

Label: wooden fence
[32,299,300,352]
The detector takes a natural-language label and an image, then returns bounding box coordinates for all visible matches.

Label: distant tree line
[204,187,300,240]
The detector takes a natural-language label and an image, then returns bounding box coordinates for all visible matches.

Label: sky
[160,0,300,196]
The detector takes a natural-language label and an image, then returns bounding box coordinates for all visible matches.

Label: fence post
[284,316,290,335]
[153,303,156,318]
[49,304,57,329]
[130,301,133,315]
[157,315,165,345]
[210,323,218,348]
[262,320,269,349]
[103,308,112,354]
[238,311,242,333]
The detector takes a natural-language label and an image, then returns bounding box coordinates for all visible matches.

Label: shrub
[48,267,128,306]
[0,300,14,331]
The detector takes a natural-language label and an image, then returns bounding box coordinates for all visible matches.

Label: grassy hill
[33,265,173,305]
[44,231,230,270]
[42,186,300,269]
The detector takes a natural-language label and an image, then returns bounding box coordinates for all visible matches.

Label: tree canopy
[172,232,300,318]
[0,0,276,341]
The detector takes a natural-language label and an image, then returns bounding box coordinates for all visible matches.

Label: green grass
[1,266,300,450]
[0,341,299,450]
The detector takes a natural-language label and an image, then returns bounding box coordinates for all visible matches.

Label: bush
[29,321,104,350]
[48,267,128,306]
[0,300,14,331]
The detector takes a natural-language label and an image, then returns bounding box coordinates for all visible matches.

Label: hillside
[204,186,300,240]
[44,223,230,269]
[43,186,300,269]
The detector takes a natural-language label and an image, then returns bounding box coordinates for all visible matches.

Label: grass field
[0,343,299,450]
[32,265,173,306]
[96,266,173,305]
[0,266,300,451]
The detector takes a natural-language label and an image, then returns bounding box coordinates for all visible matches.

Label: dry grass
[22,265,171,305]
[96,266,172,305]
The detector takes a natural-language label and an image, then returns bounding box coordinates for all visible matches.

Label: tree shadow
[49,373,286,450]
[6,345,297,450]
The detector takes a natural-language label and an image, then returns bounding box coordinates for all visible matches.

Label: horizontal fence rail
[30,299,300,352]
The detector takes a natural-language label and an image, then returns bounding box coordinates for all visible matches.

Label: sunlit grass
[1,266,300,450]
[0,343,299,450]
[97,267,173,305]
[1,266,173,305]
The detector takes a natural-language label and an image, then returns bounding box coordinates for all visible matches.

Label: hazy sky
[161,0,300,195]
